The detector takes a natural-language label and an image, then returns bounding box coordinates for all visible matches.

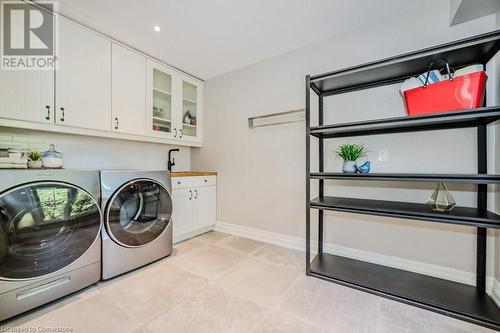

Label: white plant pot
[27,160,43,169]
[343,160,357,173]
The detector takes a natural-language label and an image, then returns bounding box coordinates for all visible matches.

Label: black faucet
[168,149,180,171]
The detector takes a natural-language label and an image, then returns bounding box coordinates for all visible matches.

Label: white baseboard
[215,221,499,300]
[215,221,305,251]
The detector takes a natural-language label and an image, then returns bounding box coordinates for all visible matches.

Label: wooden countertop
[171,171,217,177]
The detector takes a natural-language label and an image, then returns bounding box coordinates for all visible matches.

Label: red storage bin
[404,71,487,116]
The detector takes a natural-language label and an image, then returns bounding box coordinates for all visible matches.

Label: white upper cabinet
[0,4,54,124]
[56,17,111,131]
[179,77,203,144]
[0,69,54,124]
[146,59,177,139]
[146,59,204,144]
[0,13,203,146]
[111,44,146,136]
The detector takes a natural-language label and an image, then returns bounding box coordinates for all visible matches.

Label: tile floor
[1,231,495,333]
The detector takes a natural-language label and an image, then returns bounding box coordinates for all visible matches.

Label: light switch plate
[378,149,389,162]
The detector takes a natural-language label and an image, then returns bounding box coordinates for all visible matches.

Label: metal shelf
[310,30,500,95]
[310,196,500,229]
[310,107,500,139]
[305,30,500,331]
[310,253,500,331]
[310,172,500,184]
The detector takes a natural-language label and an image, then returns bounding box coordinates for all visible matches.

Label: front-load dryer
[100,170,173,280]
[0,169,102,321]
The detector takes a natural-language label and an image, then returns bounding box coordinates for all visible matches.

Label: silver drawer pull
[17,276,70,300]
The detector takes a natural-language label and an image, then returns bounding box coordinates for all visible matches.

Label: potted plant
[336,144,367,173]
[27,151,43,169]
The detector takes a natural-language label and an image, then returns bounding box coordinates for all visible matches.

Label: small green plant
[27,151,42,161]
[335,144,367,161]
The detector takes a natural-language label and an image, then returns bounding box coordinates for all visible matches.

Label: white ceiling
[53,0,434,80]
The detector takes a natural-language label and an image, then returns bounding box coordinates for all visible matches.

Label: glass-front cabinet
[146,60,175,139]
[180,78,203,143]
[146,59,203,144]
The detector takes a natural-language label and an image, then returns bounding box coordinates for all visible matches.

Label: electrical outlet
[378,149,389,162]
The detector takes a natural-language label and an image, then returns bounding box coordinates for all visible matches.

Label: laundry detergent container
[403,71,487,116]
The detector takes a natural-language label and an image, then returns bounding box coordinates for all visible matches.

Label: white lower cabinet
[172,176,216,243]
[192,186,216,230]
[172,188,194,238]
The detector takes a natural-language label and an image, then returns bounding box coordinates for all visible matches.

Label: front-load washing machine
[0,170,102,321]
[100,170,173,280]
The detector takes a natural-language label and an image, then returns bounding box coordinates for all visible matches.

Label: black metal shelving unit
[305,30,500,331]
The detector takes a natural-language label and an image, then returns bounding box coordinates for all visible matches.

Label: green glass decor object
[427,183,456,212]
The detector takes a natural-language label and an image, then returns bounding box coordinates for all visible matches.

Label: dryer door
[105,179,172,247]
[0,182,101,280]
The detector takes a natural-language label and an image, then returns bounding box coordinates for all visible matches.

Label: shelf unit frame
[305,30,500,331]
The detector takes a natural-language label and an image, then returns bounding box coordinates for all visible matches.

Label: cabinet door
[0,70,54,123]
[192,186,216,230]
[146,60,178,139]
[111,43,146,135]
[56,17,111,131]
[0,5,54,124]
[179,76,203,143]
[172,188,194,240]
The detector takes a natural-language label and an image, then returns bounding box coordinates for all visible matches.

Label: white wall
[0,127,190,171]
[192,1,498,282]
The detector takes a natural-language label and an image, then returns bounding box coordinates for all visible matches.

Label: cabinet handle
[114,117,119,130]
[173,128,177,137]
[45,105,50,120]
[194,189,198,199]
[60,107,65,122]
[189,189,193,200]
[179,129,183,138]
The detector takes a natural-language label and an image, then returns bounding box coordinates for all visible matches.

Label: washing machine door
[0,182,101,280]
[105,179,172,248]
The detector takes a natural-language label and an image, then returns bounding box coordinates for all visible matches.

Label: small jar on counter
[42,144,63,168]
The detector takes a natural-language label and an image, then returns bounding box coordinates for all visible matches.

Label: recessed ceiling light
[154,25,161,32]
